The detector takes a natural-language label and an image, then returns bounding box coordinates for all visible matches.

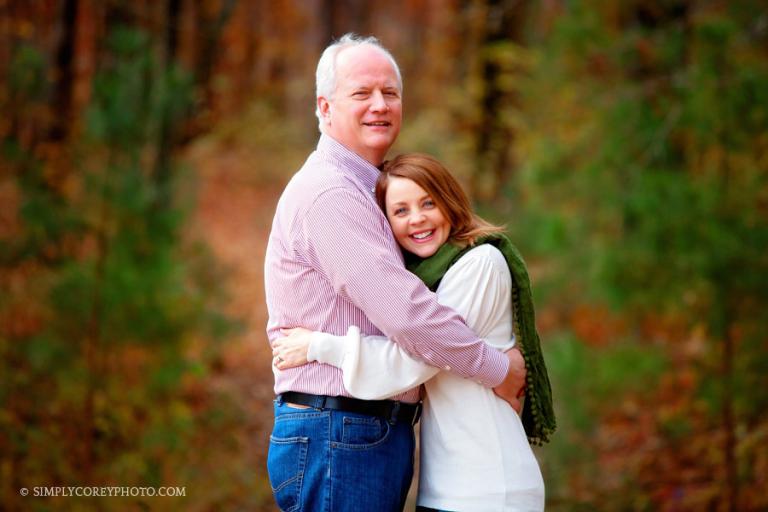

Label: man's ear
[318,97,331,124]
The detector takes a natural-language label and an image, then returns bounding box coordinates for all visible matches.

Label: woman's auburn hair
[375,153,504,248]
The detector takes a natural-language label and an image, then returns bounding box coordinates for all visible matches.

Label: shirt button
[444,365,451,371]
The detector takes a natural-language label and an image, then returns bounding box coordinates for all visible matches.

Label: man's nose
[370,90,389,112]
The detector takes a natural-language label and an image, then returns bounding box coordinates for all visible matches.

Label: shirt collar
[317,134,381,193]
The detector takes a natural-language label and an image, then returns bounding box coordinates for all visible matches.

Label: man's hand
[493,347,527,413]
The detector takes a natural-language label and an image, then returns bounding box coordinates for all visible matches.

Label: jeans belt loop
[411,402,423,426]
[388,401,401,425]
[318,395,327,409]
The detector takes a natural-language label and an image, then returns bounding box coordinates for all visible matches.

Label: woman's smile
[410,229,435,242]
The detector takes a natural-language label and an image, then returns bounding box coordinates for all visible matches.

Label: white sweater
[307,244,545,511]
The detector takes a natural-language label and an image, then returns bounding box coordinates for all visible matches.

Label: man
[264,33,526,512]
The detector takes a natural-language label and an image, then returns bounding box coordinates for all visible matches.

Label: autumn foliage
[1,1,767,511]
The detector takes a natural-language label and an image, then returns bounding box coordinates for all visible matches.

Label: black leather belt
[278,391,422,426]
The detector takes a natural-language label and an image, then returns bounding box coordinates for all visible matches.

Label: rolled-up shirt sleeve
[298,187,509,387]
[306,245,514,399]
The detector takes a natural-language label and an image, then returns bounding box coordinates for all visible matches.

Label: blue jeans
[267,399,415,512]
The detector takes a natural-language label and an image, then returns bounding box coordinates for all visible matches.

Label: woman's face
[384,176,451,258]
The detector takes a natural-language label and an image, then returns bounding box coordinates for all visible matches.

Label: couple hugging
[264,33,555,512]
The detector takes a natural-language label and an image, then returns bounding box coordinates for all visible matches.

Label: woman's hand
[272,327,313,370]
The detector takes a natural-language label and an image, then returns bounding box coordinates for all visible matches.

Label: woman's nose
[409,211,426,225]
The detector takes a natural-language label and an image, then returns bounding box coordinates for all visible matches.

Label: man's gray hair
[315,33,403,132]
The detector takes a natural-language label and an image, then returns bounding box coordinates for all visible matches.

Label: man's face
[318,45,402,165]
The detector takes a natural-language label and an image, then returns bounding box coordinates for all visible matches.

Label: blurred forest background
[1,0,767,510]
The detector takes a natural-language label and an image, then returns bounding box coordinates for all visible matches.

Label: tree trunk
[320,0,339,47]
[50,0,78,142]
[722,317,737,511]
[195,0,236,114]
[471,0,528,204]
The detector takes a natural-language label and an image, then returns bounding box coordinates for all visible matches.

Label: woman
[273,153,555,512]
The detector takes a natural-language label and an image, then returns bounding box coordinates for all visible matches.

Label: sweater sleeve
[307,326,439,400]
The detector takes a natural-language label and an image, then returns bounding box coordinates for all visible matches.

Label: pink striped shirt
[264,135,510,403]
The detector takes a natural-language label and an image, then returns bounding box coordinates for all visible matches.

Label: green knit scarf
[406,233,556,445]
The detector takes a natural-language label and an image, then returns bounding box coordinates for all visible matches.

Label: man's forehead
[336,45,396,76]
[336,43,382,63]
[338,76,400,90]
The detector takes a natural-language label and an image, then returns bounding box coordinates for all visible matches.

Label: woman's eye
[394,208,407,216]
[423,200,435,208]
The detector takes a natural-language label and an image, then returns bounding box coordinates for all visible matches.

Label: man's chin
[365,134,398,152]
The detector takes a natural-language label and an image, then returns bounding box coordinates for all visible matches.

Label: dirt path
[191,149,279,364]
[187,145,285,509]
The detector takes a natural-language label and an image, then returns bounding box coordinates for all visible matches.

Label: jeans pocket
[268,435,309,512]
[338,415,390,449]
